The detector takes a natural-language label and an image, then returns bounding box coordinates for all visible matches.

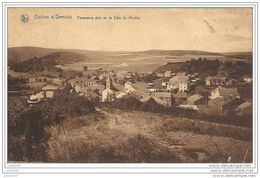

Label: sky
[8,8,252,52]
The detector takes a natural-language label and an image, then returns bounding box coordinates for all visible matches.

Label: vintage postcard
[1,1,259,177]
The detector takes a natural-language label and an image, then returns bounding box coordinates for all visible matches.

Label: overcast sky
[8,8,252,52]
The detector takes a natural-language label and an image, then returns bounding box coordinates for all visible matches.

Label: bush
[117,134,180,163]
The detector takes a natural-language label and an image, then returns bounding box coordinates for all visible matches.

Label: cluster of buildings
[8,70,65,100]
[9,66,252,117]
[65,69,252,117]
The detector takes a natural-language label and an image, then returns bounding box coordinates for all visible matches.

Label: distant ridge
[8,47,252,71]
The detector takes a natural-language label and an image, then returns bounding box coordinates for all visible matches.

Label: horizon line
[7,45,253,54]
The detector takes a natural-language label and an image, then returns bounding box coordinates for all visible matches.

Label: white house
[124,81,136,93]
[205,76,225,86]
[164,71,172,78]
[243,75,253,83]
[167,74,189,92]
[42,84,59,98]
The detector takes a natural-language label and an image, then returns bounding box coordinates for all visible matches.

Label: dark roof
[208,97,234,107]
[236,101,252,110]
[222,98,244,110]
[213,86,240,97]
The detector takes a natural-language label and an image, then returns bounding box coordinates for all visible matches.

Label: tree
[83,65,88,71]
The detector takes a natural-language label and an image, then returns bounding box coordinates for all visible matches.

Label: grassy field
[47,108,252,163]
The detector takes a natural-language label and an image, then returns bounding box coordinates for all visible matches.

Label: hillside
[8,47,253,73]
[8,47,110,65]
[10,51,87,73]
[47,109,252,163]
[155,58,252,79]
[129,50,221,56]
[8,47,58,66]
[222,52,252,64]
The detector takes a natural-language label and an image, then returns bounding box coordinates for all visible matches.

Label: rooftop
[150,92,171,98]
[172,92,188,98]
[187,94,203,103]
[169,75,189,84]
[42,84,59,91]
[237,101,252,110]
[214,86,240,97]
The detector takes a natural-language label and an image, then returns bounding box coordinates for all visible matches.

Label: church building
[101,74,116,102]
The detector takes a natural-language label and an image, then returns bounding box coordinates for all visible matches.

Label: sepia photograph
[7,7,253,164]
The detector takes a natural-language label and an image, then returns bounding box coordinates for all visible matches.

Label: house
[226,79,237,86]
[179,105,199,111]
[98,74,103,80]
[164,71,172,78]
[235,101,252,116]
[118,90,147,101]
[209,86,240,100]
[180,94,206,111]
[140,95,169,107]
[114,73,125,84]
[172,92,188,105]
[125,72,132,79]
[187,94,206,105]
[128,90,148,100]
[91,76,100,81]
[124,81,136,93]
[156,73,164,78]
[150,92,172,107]
[191,77,201,83]
[205,76,225,86]
[116,71,127,78]
[102,74,116,102]
[115,82,135,99]
[162,81,168,87]
[78,84,101,99]
[87,84,105,95]
[28,77,48,83]
[42,84,59,98]
[207,97,235,114]
[69,77,97,88]
[243,75,253,83]
[222,98,244,115]
[148,79,168,92]
[132,82,150,93]
[116,91,128,99]
[69,77,101,95]
[167,74,189,92]
[35,92,45,99]
[147,83,156,92]
[170,73,177,77]
[79,90,99,101]
[51,78,64,86]
[113,83,125,91]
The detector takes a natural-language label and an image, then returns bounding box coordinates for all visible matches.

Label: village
[8,63,253,118]
[7,54,255,164]
[7,52,254,163]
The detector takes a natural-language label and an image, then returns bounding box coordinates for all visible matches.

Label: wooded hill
[10,52,87,73]
[155,58,252,79]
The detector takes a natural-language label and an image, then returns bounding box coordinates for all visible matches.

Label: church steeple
[106,74,112,89]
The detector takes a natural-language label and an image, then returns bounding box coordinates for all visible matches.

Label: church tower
[106,74,112,89]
